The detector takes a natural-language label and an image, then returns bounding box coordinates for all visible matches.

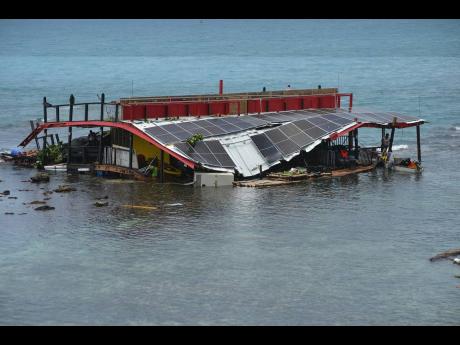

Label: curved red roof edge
[18,120,196,169]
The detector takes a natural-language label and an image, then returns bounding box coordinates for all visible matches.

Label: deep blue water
[1,19,460,325]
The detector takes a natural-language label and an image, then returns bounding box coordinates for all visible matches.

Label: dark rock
[94,201,109,207]
[1,190,10,195]
[18,212,27,215]
[43,197,51,201]
[30,172,50,183]
[8,196,17,199]
[30,200,46,205]
[34,205,55,211]
[5,212,14,215]
[54,185,76,193]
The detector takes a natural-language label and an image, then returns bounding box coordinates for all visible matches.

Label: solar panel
[251,133,283,164]
[315,118,342,133]
[290,131,314,148]
[144,126,169,137]
[293,119,315,132]
[279,123,302,137]
[303,125,327,140]
[173,140,236,168]
[276,139,300,156]
[265,128,289,144]
[324,114,354,126]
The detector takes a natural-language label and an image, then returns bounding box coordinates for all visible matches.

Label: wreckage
[18,83,425,186]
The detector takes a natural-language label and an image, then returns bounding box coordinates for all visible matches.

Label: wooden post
[100,93,105,121]
[160,150,164,183]
[389,128,396,152]
[348,131,353,153]
[84,103,89,121]
[68,95,74,167]
[354,128,359,157]
[30,121,40,150]
[416,125,421,162]
[56,106,60,122]
[98,127,103,163]
[129,132,133,169]
[43,97,48,165]
[115,103,119,122]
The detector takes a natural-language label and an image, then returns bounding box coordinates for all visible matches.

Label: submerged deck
[233,164,376,188]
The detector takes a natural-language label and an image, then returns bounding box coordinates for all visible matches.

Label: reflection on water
[1,152,459,325]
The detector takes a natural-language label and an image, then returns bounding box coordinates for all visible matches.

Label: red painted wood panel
[318,95,336,108]
[167,103,188,117]
[247,99,267,113]
[268,98,285,112]
[131,104,146,120]
[209,101,228,115]
[188,102,209,116]
[285,97,302,110]
[146,104,166,119]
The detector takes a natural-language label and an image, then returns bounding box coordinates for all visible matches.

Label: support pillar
[348,131,353,153]
[43,97,48,165]
[219,80,223,95]
[67,95,74,167]
[160,150,164,183]
[129,132,133,169]
[416,125,421,162]
[388,127,396,152]
[354,128,359,158]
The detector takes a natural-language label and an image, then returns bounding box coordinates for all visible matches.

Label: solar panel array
[143,109,421,146]
[251,113,356,162]
[141,109,422,169]
[144,116,270,145]
[174,140,236,168]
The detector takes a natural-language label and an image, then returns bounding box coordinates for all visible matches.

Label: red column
[219,80,223,95]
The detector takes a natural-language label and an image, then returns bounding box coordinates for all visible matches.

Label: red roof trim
[18,121,196,169]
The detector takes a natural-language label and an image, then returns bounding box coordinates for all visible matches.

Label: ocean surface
[1,19,460,325]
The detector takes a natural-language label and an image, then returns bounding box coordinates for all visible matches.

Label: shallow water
[1,19,460,325]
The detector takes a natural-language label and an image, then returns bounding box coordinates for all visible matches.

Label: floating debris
[430,248,460,262]
[4,212,14,215]
[94,201,109,207]
[29,200,47,205]
[1,190,10,195]
[30,172,50,183]
[8,196,18,199]
[121,205,157,210]
[18,189,33,191]
[34,205,55,211]
[54,185,76,193]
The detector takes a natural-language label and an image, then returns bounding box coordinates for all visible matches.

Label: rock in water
[1,190,10,195]
[30,172,50,183]
[54,185,76,193]
[94,201,109,207]
[34,205,55,211]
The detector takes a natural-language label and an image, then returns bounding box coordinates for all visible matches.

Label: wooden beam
[416,125,421,162]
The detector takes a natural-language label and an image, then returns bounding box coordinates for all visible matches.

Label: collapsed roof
[133,108,425,177]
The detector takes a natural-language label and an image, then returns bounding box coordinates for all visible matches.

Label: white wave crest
[392,144,409,151]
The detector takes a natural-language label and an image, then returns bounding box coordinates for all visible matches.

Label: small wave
[392,144,409,151]
[451,126,460,131]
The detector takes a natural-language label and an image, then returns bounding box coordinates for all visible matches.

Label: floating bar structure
[18,82,425,185]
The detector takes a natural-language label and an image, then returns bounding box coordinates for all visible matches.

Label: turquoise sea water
[1,19,460,325]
